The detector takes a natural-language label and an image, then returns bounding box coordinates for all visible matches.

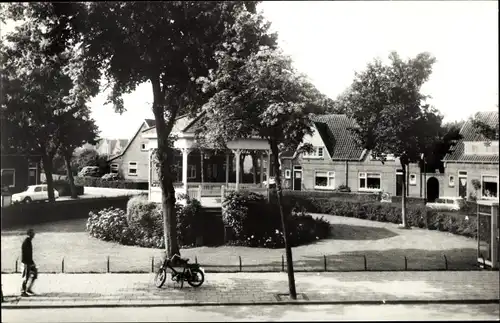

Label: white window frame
[449,175,455,187]
[480,175,499,199]
[128,162,138,176]
[110,163,119,174]
[358,172,382,191]
[284,169,291,179]
[314,171,335,190]
[141,143,148,151]
[303,146,325,159]
[1,168,16,188]
[188,165,196,179]
[409,173,417,186]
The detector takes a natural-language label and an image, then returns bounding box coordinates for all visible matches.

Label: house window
[303,147,325,158]
[188,165,196,179]
[110,164,119,174]
[141,143,148,151]
[409,174,417,186]
[481,175,498,199]
[284,169,291,179]
[315,171,335,189]
[359,172,381,191]
[1,169,15,187]
[449,175,455,187]
[128,162,138,176]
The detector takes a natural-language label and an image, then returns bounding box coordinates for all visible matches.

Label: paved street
[2,304,500,322]
[1,271,498,308]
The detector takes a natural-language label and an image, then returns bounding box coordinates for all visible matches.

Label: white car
[426,197,465,211]
[12,185,60,204]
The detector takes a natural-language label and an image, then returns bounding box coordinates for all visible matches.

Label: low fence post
[239,256,242,272]
[363,255,367,271]
[282,255,285,272]
[195,256,198,264]
[15,258,18,274]
[62,257,65,273]
[107,256,110,273]
[404,256,408,271]
[151,256,154,273]
[443,254,448,270]
[323,255,327,272]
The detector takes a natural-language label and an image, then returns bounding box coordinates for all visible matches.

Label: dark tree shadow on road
[330,224,398,240]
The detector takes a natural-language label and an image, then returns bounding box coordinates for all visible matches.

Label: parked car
[426,197,465,211]
[12,184,60,204]
[262,177,276,188]
[101,173,121,181]
[78,166,100,177]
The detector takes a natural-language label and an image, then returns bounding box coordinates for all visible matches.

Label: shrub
[74,176,148,190]
[176,197,203,247]
[86,207,136,245]
[222,191,331,248]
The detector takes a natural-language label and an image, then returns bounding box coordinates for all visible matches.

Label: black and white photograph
[1,1,498,321]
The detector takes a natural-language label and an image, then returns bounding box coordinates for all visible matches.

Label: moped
[154,254,205,288]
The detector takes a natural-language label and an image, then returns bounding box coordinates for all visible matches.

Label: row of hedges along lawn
[52,180,84,197]
[75,176,148,190]
[86,195,205,248]
[273,192,479,239]
[222,191,331,248]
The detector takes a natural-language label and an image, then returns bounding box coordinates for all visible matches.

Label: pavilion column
[259,152,264,187]
[181,148,191,194]
[225,151,230,186]
[266,150,271,200]
[233,149,242,191]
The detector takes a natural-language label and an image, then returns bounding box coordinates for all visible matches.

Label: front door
[293,170,302,191]
[28,167,38,185]
[396,173,403,196]
[458,176,467,198]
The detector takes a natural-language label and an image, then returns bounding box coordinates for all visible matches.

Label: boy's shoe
[20,292,29,297]
[26,290,36,296]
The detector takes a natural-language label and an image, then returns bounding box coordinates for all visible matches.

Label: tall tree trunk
[64,152,78,198]
[42,152,56,203]
[200,150,204,185]
[270,141,297,299]
[250,151,258,184]
[400,159,409,228]
[152,79,180,258]
[240,153,245,183]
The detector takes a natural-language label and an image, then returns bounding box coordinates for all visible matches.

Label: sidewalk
[2,271,499,308]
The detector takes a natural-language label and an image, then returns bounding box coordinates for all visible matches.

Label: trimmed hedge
[275,191,479,239]
[222,191,331,248]
[53,180,84,197]
[75,176,148,190]
[2,196,130,229]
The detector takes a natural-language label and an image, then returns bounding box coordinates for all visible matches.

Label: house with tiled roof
[107,119,156,181]
[280,114,422,198]
[442,111,499,200]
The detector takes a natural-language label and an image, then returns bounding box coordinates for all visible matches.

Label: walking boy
[21,229,37,296]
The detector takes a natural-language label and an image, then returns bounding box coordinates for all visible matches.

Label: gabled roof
[443,111,499,163]
[108,119,152,161]
[311,114,365,161]
[144,119,156,128]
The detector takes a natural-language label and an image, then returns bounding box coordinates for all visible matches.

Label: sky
[1,1,498,139]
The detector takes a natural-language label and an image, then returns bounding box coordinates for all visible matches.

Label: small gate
[476,200,499,269]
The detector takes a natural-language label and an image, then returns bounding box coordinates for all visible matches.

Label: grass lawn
[1,213,479,273]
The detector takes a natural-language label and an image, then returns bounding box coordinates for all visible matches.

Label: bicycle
[154,254,205,289]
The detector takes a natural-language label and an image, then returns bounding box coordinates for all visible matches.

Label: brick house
[442,111,499,201]
[108,119,156,182]
[280,114,422,198]
[1,153,41,194]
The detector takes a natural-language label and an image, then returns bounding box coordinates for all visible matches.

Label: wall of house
[286,154,422,198]
[1,156,41,193]
[444,162,499,199]
[111,123,150,182]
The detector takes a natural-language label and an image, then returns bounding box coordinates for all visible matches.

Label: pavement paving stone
[2,271,498,308]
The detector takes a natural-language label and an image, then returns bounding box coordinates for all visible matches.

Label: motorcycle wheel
[154,268,167,288]
[187,268,204,288]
